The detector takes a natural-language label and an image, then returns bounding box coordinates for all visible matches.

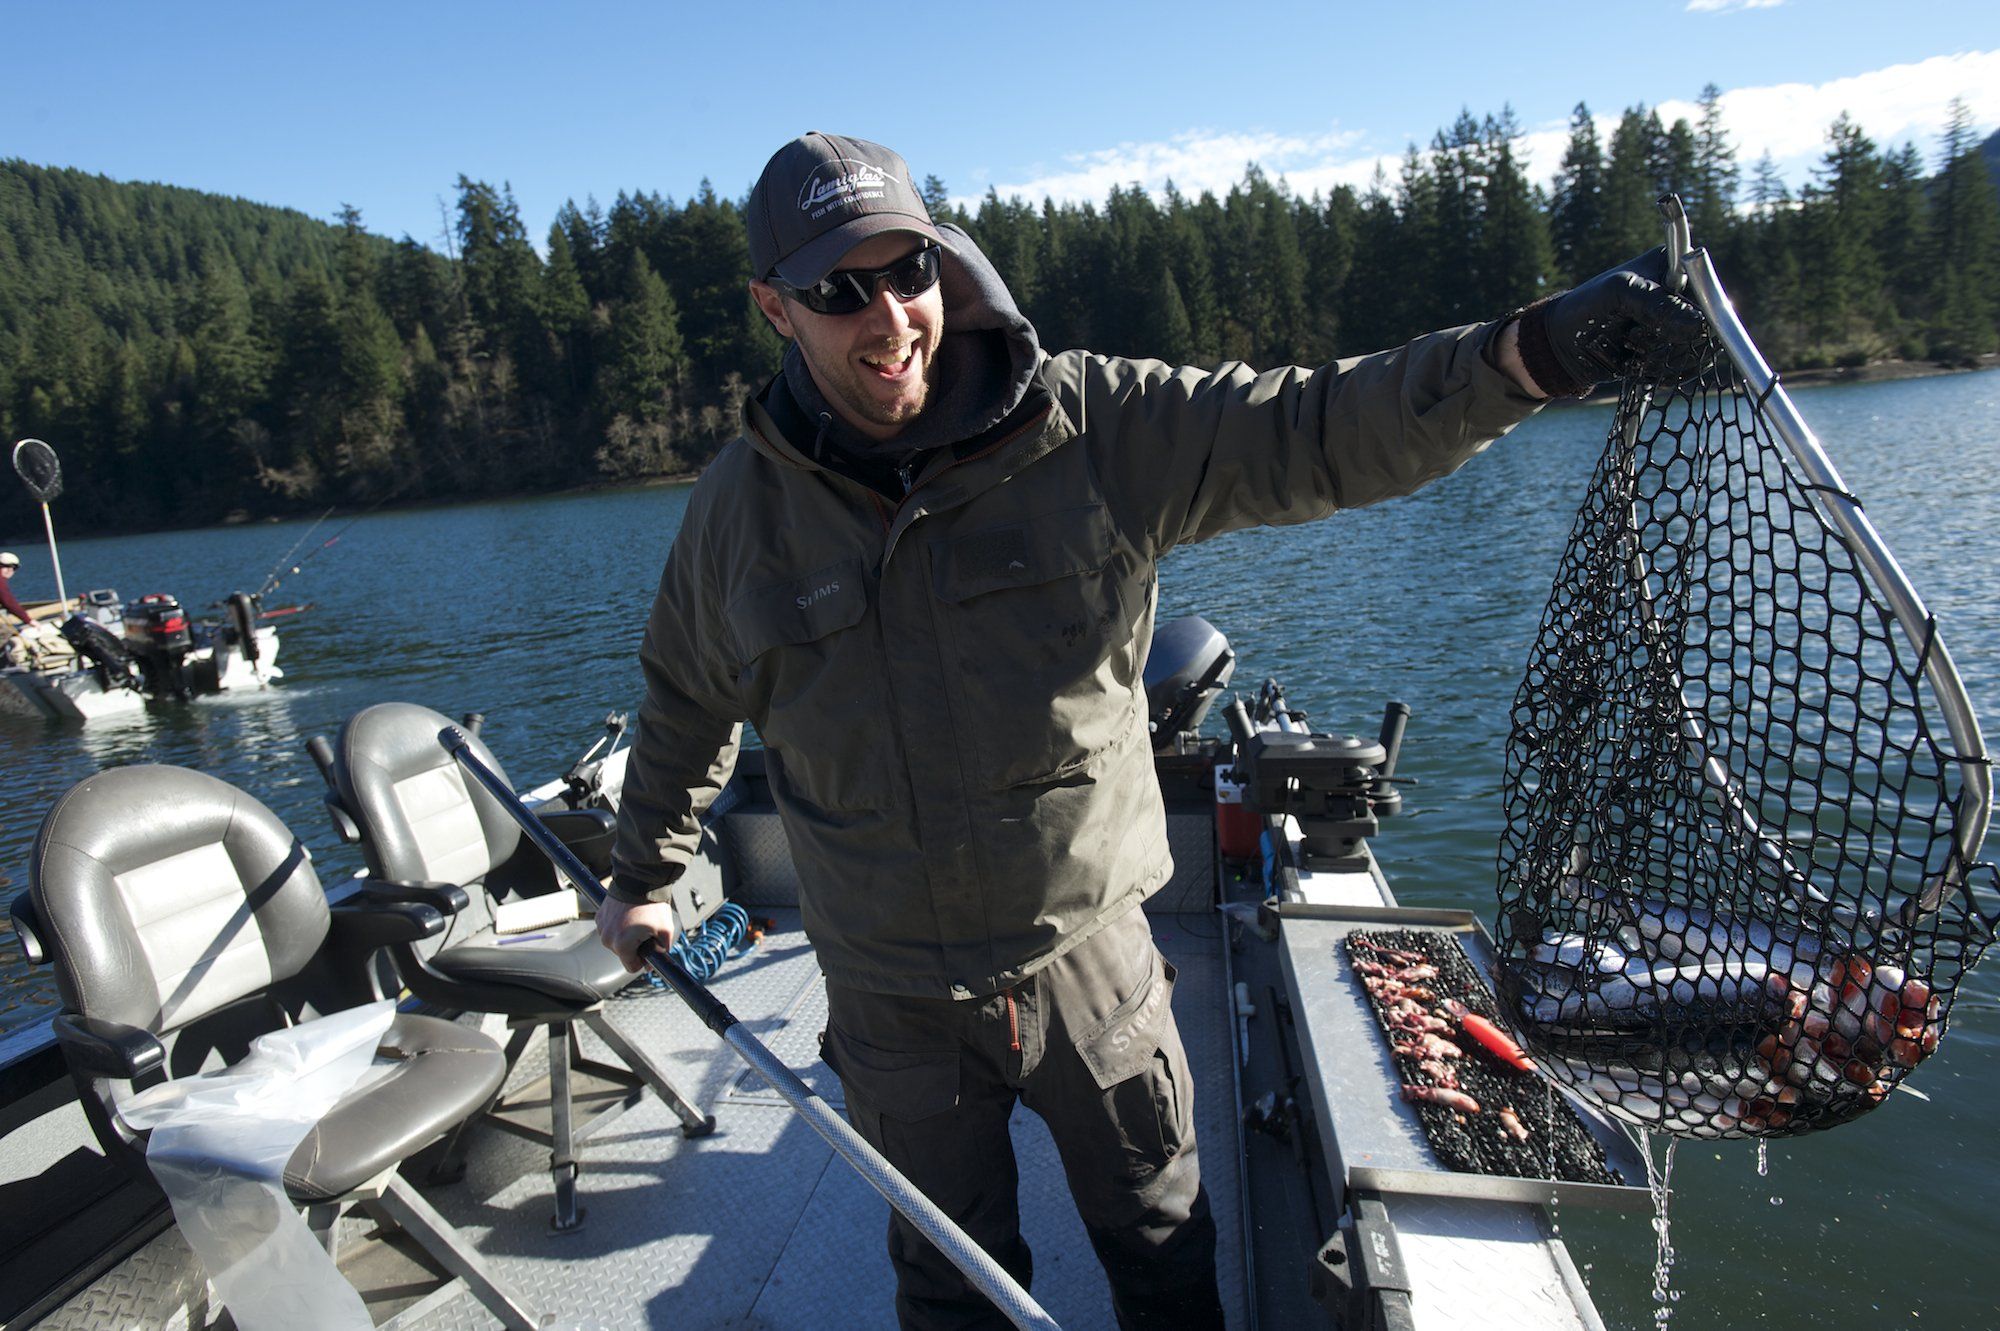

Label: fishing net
[12,438,62,503]
[1494,225,1998,1140]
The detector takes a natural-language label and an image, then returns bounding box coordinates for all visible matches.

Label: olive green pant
[821,905,1225,1331]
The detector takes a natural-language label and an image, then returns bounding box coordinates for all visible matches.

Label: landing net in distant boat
[1494,197,1998,1139]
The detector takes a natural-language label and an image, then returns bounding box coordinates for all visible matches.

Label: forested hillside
[3,92,1996,537]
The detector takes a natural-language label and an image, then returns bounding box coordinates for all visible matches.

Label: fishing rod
[438,727,1061,1331]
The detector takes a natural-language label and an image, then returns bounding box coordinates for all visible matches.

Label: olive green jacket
[610,326,1543,997]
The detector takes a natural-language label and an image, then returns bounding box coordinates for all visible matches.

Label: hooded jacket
[610,231,1544,999]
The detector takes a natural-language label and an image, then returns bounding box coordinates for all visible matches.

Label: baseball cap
[0,552,18,567]
[746,133,952,288]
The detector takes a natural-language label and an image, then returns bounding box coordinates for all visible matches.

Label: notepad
[492,890,585,934]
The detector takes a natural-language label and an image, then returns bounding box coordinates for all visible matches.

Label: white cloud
[965,127,1375,209]
[959,50,2000,214]
[1686,0,1783,13]
[1658,50,2000,171]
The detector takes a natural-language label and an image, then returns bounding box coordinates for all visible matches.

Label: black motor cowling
[120,594,193,697]
[60,614,140,691]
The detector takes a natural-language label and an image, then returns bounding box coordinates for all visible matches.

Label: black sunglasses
[771,243,942,316]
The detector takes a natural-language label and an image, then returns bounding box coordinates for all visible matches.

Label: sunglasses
[771,243,942,316]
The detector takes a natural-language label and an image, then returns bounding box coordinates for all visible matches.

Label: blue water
[4,369,1997,1328]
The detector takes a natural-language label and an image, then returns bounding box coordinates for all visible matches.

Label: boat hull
[0,626,280,723]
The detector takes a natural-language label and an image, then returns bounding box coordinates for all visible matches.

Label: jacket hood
[765,222,1043,464]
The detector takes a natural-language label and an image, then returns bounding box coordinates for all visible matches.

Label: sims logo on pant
[800,161,888,221]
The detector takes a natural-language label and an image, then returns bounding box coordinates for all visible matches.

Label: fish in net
[1494,199,1999,1139]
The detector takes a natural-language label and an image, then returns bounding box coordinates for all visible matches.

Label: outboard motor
[1143,616,1236,752]
[60,614,141,692]
[122,593,193,698]
[224,591,261,664]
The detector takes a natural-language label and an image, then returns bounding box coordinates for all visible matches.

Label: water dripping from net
[1642,1132,1682,1328]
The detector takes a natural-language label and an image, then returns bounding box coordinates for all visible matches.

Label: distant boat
[0,589,283,722]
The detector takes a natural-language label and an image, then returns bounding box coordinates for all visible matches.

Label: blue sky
[6,1,1998,246]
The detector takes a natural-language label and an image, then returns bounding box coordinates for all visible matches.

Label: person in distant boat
[600,133,1708,1331]
[0,552,34,635]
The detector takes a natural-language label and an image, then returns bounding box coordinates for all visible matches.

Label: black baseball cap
[747,132,953,287]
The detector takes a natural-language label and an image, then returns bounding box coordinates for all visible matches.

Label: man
[0,552,36,634]
[599,133,1705,1330]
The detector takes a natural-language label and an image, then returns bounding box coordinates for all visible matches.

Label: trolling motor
[1224,679,1411,873]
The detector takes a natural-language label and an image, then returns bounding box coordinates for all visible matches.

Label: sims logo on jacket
[796,582,841,611]
[799,161,887,220]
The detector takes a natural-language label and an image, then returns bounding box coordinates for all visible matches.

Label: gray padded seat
[24,763,537,1328]
[325,701,712,1232]
[284,1013,503,1201]
[334,703,630,1017]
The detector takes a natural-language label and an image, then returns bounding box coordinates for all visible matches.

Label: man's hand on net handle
[1507,247,1712,399]
[596,895,677,972]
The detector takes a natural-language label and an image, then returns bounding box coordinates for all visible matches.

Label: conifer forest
[3,90,1996,536]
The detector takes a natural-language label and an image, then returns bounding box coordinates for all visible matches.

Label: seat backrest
[333,703,520,935]
[32,762,333,1168]
[32,764,330,1041]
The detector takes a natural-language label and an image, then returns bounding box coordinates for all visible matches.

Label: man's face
[751,233,945,443]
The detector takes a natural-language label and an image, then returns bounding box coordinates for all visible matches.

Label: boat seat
[284,1012,502,1201]
[312,701,714,1233]
[426,927,631,1010]
[18,762,539,1329]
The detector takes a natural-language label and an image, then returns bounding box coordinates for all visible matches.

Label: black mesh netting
[12,438,62,503]
[1495,346,1999,1140]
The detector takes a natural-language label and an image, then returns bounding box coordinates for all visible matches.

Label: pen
[497,932,552,946]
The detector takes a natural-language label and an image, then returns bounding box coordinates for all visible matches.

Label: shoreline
[6,358,1995,545]
[1568,352,1999,406]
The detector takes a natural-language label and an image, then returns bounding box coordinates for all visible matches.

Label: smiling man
[600,132,1705,1330]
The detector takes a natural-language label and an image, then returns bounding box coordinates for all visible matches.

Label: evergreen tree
[1144,265,1196,366]
[1603,108,1662,261]
[600,250,686,424]
[1550,103,1608,284]
[1478,109,1553,313]
[1691,83,1739,246]
[1930,99,2000,358]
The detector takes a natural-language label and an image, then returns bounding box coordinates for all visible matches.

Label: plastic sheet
[117,1001,397,1330]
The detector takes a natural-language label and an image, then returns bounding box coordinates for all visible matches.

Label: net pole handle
[39,503,67,611]
[435,728,1062,1331]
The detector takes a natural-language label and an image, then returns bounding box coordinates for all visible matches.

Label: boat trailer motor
[1223,680,1411,873]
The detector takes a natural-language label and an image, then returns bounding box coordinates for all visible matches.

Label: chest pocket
[730,557,891,810]
[931,503,1143,790]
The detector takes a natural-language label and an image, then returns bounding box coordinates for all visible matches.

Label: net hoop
[12,438,62,504]
[1669,199,1991,911]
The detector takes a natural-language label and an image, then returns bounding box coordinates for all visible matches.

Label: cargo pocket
[1072,954,1188,1186]
[729,557,888,810]
[820,1025,960,1130]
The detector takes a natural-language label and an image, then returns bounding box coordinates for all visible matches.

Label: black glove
[1513,248,1712,397]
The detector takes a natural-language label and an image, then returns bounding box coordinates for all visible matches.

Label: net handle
[1659,196,1993,911]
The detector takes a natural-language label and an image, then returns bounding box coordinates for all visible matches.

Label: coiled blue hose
[651,900,754,984]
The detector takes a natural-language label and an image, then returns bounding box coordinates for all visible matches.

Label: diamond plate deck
[407,911,1247,1331]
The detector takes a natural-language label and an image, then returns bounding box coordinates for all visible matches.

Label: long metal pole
[439,727,1061,1331]
[39,503,67,610]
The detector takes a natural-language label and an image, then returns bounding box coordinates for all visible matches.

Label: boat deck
[38,906,1252,1331]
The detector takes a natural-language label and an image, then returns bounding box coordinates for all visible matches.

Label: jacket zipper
[1003,988,1021,1053]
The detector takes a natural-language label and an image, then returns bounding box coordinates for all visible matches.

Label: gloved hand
[1513,248,1712,397]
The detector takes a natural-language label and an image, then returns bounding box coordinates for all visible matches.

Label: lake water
[4,369,1997,1328]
